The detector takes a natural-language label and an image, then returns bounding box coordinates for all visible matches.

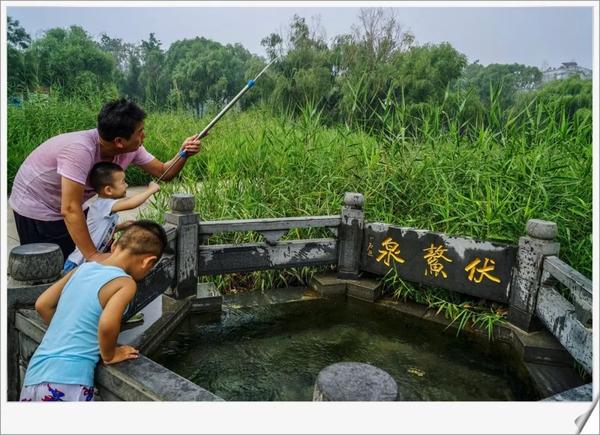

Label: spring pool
[151,297,538,401]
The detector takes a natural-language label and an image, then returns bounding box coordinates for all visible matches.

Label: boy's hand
[147,181,160,194]
[103,345,140,365]
[179,135,202,157]
[116,220,135,232]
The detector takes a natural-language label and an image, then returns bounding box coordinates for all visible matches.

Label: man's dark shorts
[13,211,79,261]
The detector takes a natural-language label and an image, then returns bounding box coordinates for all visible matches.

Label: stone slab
[375,297,429,318]
[524,362,587,399]
[346,278,383,302]
[309,273,347,296]
[223,286,320,308]
[543,383,593,401]
[512,328,573,366]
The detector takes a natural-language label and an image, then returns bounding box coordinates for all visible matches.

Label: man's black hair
[97,98,146,141]
[89,161,124,192]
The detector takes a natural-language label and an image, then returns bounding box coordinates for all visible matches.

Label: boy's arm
[61,177,106,261]
[111,182,160,213]
[98,278,139,364]
[35,269,76,325]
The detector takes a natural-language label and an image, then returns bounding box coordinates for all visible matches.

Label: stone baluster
[337,192,365,279]
[165,194,199,299]
[7,243,64,401]
[507,219,560,331]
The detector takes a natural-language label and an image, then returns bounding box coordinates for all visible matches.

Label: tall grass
[7,89,592,335]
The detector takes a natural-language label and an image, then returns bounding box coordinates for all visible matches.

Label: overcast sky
[6,3,594,70]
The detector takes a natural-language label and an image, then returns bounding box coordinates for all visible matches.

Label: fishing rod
[156,56,279,182]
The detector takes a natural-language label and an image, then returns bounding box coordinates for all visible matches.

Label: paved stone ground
[6,185,150,254]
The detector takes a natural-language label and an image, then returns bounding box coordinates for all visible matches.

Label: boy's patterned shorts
[20,383,95,401]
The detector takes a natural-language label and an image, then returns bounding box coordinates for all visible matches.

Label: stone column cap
[343,192,364,209]
[526,219,558,240]
[169,193,195,213]
[8,243,63,283]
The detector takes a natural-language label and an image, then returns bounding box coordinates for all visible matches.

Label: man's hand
[103,345,140,365]
[179,135,202,157]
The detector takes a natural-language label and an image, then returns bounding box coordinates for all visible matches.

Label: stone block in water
[346,278,382,302]
[309,273,347,296]
[313,362,399,401]
[191,282,222,313]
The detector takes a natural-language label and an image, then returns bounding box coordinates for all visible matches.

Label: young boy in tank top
[19,220,167,401]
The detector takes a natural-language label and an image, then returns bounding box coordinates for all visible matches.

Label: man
[9,98,200,261]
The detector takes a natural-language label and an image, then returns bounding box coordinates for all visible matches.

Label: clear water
[151,298,538,401]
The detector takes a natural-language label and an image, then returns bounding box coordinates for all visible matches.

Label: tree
[139,33,168,107]
[7,17,32,94]
[163,37,258,113]
[99,33,133,72]
[456,63,542,108]
[24,25,116,96]
[352,8,414,66]
[332,8,416,126]
[516,75,592,120]
[262,14,336,115]
[7,16,31,49]
[393,42,467,103]
[261,33,283,61]
[123,51,144,102]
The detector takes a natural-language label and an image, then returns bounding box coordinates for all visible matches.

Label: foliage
[12,25,117,97]
[456,62,543,108]
[7,16,31,49]
[163,37,258,114]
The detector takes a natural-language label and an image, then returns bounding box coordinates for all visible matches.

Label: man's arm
[35,269,76,324]
[98,278,139,364]
[138,135,201,181]
[111,182,160,213]
[61,177,106,261]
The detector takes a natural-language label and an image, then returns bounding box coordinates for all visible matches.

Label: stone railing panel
[198,239,337,275]
[542,256,592,327]
[535,286,592,374]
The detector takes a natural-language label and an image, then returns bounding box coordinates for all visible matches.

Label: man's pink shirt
[9,129,155,221]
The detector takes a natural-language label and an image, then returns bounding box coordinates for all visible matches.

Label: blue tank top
[23,262,130,387]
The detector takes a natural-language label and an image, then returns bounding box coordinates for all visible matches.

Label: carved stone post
[508,219,560,331]
[7,243,63,400]
[337,192,365,279]
[165,194,199,299]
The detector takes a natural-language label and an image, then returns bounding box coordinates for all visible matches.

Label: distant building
[542,62,592,83]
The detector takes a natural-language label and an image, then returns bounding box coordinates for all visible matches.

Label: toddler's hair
[89,162,124,193]
[115,220,168,258]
